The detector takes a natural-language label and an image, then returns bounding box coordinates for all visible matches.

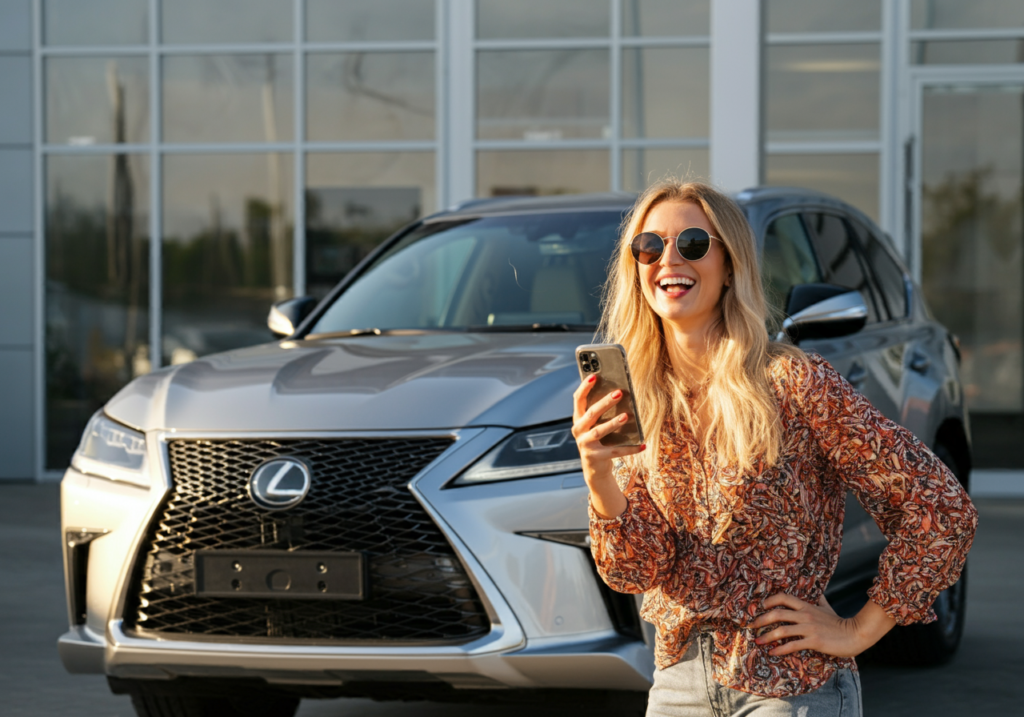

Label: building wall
[0,0,35,480]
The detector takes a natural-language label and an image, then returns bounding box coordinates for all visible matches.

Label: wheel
[864,442,968,666]
[109,678,300,717]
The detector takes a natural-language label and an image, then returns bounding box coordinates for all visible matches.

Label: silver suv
[58,189,971,716]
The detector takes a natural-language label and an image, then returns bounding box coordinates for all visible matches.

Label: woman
[572,181,977,716]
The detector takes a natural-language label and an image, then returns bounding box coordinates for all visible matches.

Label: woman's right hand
[572,375,646,519]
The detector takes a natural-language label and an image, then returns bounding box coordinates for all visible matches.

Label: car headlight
[454,422,582,485]
[71,412,149,487]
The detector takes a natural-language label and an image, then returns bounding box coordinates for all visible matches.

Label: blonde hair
[601,180,804,480]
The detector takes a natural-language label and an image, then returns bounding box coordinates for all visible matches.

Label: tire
[865,441,968,667]
[110,679,300,717]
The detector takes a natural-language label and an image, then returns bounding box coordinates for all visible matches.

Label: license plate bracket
[194,550,365,600]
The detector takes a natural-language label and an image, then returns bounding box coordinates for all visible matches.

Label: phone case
[575,343,645,447]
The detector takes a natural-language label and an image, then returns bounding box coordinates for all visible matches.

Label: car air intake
[122,437,491,643]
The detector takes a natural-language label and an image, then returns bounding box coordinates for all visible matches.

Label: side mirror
[268,296,318,338]
[781,283,867,343]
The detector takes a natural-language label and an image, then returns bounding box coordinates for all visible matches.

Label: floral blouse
[589,352,977,698]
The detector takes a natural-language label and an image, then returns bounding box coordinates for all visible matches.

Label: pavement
[1,482,1021,717]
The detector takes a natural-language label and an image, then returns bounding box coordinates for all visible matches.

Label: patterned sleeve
[786,353,978,625]
[588,460,678,594]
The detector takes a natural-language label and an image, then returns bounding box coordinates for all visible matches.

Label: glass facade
[30,0,1024,472]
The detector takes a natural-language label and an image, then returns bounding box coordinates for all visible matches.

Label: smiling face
[636,200,731,337]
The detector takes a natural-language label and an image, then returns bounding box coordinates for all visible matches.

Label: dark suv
[59,188,970,716]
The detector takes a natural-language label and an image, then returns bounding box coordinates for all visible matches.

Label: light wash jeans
[646,632,863,717]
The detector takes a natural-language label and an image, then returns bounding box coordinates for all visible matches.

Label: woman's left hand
[751,593,894,658]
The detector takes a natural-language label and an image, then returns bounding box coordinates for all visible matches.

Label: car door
[800,210,902,583]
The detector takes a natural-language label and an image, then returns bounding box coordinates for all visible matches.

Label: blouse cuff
[867,582,938,626]
[588,494,627,527]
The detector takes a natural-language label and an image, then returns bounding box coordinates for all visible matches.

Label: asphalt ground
[1,483,1021,717]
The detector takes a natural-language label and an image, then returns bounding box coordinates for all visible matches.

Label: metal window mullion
[436,0,447,209]
[149,0,161,370]
[41,143,150,153]
[619,35,710,48]
[879,0,900,242]
[33,0,46,477]
[303,40,438,53]
[475,37,612,51]
[39,44,150,57]
[610,0,622,191]
[908,27,1024,42]
[620,137,710,149]
[766,31,883,45]
[765,140,881,154]
[293,0,304,297]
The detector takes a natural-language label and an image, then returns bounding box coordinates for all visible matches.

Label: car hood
[105,333,589,432]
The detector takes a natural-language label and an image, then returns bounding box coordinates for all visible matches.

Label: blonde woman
[571,181,977,716]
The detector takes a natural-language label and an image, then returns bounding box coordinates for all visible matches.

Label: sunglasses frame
[630,227,721,265]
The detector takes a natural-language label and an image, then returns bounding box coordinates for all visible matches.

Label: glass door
[916,78,1024,467]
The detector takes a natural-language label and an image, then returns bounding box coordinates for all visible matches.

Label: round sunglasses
[630,227,721,265]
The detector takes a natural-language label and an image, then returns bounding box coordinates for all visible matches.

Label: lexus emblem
[248,457,312,511]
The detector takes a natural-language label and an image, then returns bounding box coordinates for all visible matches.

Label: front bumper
[59,427,655,692]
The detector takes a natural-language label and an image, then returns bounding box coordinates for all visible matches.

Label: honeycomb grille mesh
[123,437,491,643]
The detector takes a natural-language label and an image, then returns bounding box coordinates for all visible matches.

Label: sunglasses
[630,227,721,265]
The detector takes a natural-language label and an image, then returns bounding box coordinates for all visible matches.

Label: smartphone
[575,343,645,447]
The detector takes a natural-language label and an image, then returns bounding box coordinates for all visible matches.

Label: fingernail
[612,390,622,398]
[588,375,597,383]
[640,444,647,450]
[619,414,628,422]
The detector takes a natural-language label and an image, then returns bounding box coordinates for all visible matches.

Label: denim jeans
[646,632,863,717]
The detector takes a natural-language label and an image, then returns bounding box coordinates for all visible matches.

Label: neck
[662,313,721,383]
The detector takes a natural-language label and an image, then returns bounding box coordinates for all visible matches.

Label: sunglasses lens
[676,228,711,261]
[630,232,665,265]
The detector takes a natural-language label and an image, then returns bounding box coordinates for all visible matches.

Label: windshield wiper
[468,323,595,333]
[305,328,462,339]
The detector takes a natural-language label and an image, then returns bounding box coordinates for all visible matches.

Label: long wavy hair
[600,180,803,478]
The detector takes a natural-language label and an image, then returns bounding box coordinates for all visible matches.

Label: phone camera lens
[590,358,600,371]
[581,361,592,372]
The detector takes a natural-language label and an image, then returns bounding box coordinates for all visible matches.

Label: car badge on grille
[248,457,312,511]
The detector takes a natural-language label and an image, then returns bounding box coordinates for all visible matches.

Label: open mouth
[658,276,695,295]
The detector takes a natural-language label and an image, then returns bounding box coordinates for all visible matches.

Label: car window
[849,218,908,320]
[803,212,881,323]
[308,211,621,334]
[760,213,822,317]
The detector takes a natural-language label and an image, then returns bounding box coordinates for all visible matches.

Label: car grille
[122,437,491,643]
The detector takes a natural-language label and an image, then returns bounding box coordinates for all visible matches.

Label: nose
[659,235,685,266]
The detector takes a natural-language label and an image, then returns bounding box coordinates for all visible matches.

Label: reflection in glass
[46,154,149,469]
[163,55,293,144]
[162,154,293,365]
[764,153,879,221]
[306,53,435,142]
[477,50,610,140]
[305,152,435,297]
[622,0,709,36]
[911,40,1024,65]
[306,0,435,42]
[46,57,149,145]
[766,44,880,143]
[161,0,292,44]
[477,150,610,197]
[621,148,709,192]
[44,0,147,46]
[920,86,1023,416]
[623,47,709,139]
[477,0,609,39]
[911,0,1024,30]
[765,0,880,33]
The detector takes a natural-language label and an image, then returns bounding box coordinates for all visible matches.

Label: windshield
[308,211,622,335]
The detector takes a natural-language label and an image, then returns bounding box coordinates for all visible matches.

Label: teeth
[659,277,695,289]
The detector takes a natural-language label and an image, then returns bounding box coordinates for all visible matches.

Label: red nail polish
[640,444,647,450]
[588,375,597,383]
[612,390,622,398]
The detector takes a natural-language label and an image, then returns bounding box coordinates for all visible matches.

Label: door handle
[909,350,930,374]
[846,362,867,387]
